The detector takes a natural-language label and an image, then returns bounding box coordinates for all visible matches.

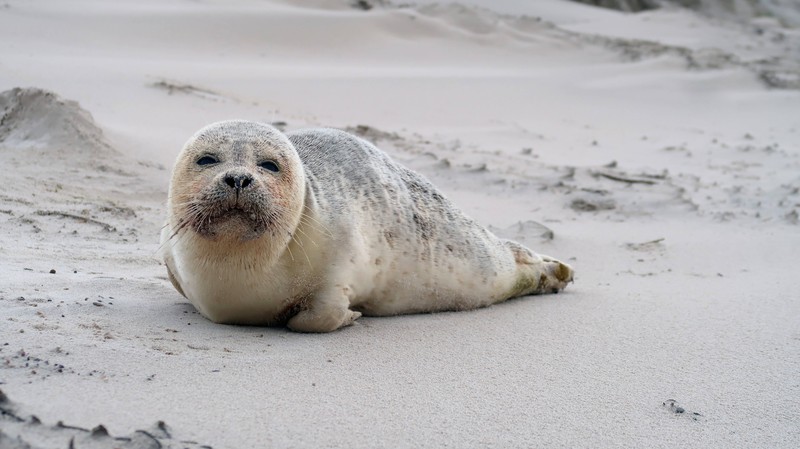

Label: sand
[0,1,798,448]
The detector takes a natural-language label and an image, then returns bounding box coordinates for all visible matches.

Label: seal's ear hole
[197,155,219,166]
[259,161,280,173]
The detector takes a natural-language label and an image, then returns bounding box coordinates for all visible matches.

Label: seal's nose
[223,173,253,190]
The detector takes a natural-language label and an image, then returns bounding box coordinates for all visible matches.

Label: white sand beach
[1,0,798,447]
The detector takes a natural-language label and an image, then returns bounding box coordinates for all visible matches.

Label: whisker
[266,209,313,268]
[292,233,312,267]
[284,238,295,262]
[299,211,332,237]
[292,225,319,248]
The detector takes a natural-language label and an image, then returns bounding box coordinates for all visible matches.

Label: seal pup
[160,120,574,332]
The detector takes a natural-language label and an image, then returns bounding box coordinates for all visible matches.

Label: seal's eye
[259,161,280,172]
[197,156,218,166]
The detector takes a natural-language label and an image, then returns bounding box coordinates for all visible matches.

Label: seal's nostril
[223,173,253,190]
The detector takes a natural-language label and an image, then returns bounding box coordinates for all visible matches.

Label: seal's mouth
[190,201,271,241]
[213,205,258,222]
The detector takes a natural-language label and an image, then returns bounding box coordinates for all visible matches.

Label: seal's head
[167,120,305,247]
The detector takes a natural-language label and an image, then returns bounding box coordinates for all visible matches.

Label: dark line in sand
[33,210,117,232]
[594,171,657,185]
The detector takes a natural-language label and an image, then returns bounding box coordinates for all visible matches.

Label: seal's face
[168,121,305,243]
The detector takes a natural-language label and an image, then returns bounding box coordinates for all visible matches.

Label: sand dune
[1,1,799,448]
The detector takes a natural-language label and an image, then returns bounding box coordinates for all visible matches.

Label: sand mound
[0,388,211,449]
[573,0,800,27]
[0,87,109,151]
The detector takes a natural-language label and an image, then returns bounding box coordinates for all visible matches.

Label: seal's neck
[186,232,283,272]
[274,180,325,275]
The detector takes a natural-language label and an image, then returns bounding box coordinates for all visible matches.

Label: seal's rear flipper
[504,240,574,297]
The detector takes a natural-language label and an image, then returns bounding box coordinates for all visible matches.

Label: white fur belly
[176,259,295,325]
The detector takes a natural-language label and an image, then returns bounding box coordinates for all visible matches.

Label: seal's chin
[194,207,268,241]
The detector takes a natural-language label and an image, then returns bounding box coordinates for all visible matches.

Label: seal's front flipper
[287,289,361,333]
[287,308,361,333]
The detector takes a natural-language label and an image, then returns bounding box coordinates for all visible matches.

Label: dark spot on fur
[405,178,428,195]
[383,230,395,248]
[412,213,431,241]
